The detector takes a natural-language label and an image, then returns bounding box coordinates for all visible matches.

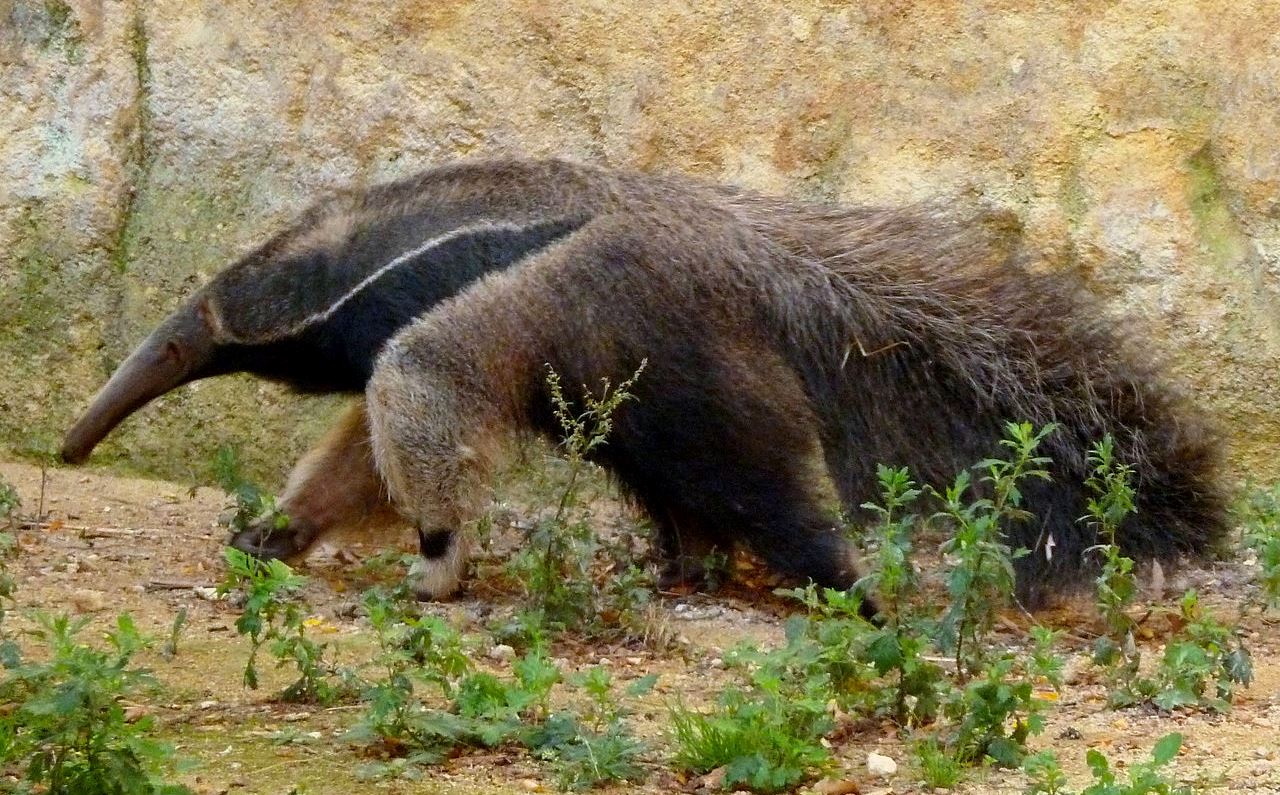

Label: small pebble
[811,777,860,794]
[488,644,516,662]
[866,750,897,777]
[70,589,105,612]
[123,705,150,722]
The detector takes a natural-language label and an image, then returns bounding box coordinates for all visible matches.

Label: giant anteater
[61,158,1225,606]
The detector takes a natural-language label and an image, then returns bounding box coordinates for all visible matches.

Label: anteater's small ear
[195,295,229,342]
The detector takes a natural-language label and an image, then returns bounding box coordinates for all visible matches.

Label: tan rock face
[2,0,1279,485]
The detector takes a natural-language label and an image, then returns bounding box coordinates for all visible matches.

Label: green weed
[933,421,1055,677]
[1083,441,1251,712]
[856,465,948,726]
[1149,590,1251,712]
[1237,484,1280,610]
[1081,436,1144,706]
[0,613,191,794]
[502,362,658,644]
[218,547,352,705]
[941,651,1047,767]
[211,447,289,538]
[1023,733,1191,795]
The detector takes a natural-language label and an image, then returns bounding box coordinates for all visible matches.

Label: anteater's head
[60,182,590,464]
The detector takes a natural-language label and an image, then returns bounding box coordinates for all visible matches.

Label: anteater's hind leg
[627,493,727,590]
[604,351,870,607]
[230,401,400,560]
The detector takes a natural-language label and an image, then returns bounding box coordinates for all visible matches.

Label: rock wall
[2,0,1278,486]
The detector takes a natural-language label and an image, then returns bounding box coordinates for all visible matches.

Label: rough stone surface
[2,0,1280,486]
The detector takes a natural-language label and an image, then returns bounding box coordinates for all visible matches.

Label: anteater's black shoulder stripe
[375,216,587,306]
[221,217,588,392]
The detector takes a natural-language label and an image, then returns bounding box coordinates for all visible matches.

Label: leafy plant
[502,361,657,643]
[942,655,1040,766]
[1237,484,1280,610]
[855,465,948,725]
[211,446,289,537]
[1023,733,1191,795]
[0,612,191,794]
[1149,590,1251,712]
[932,421,1056,678]
[218,547,351,704]
[0,479,19,630]
[1081,436,1144,706]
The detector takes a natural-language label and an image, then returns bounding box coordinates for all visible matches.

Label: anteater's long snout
[61,306,217,464]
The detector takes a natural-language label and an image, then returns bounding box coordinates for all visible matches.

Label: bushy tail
[735,197,1226,603]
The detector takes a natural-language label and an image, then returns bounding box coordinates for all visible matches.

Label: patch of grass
[666,587,872,791]
[350,584,650,788]
[668,683,833,794]
[915,737,963,789]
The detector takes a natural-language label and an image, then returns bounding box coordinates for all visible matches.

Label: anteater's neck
[220,218,587,393]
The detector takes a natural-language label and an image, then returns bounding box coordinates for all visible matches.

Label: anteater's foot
[229,517,317,561]
[657,555,712,591]
[409,528,468,601]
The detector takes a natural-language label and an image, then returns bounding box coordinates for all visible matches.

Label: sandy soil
[0,459,1277,795]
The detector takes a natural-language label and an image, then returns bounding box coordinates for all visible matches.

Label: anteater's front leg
[364,343,502,601]
[230,400,399,560]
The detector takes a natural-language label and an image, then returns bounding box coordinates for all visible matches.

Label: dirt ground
[0,459,1278,795]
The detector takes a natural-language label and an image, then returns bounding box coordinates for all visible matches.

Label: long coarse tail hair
[732,195,1225,604]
